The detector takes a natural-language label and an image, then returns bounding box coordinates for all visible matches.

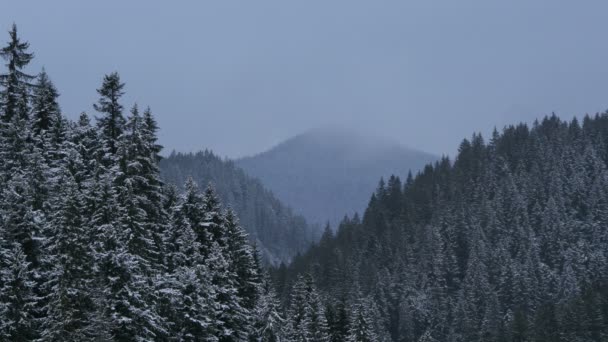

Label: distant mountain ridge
[236,127,437,227]
[159,150,318,265]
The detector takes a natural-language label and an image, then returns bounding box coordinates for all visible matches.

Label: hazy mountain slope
[236,127,437,227]
[281,115,608,340]
[160,150,317,264]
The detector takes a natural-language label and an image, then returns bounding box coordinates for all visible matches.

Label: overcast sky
[3,1,608,158]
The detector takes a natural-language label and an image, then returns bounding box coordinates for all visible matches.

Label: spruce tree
[93,72,125,157]
[0,24,34,123]
[251,272,286,342]
[347,298,379,342]
[0,173,42,267]
[326,299,350,342]
[115,104,163,267]
[39,160,96,341]
[207,241,249,342]
[287,273,330,342]
[161,196,218,340]
[224,209,260,311]
[31,69,60,137]
[0,243,37,341]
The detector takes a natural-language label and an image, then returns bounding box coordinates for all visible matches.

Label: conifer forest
[1,15,608,342]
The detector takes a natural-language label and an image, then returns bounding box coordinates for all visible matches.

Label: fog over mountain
[159,150,318,265]
[4,1,608,340]
[237,127,437,227]
[4,2,608,159]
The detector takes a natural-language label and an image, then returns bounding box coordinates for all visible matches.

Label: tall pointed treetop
[94,72,125,155]
[31,69,60,135]
[0,23,34,122]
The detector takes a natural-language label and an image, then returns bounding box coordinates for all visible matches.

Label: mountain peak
[237,129,437,227]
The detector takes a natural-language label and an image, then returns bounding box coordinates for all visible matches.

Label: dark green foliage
[0,24,34,123]
[3,22,608,342]
[0,243,37,341]
[31,70,60,136]
[93,72,125,156]
[160,150,317,264]
[0,26,267,341]
[283,114,608,341]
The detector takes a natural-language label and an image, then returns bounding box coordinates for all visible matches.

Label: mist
[3,0,608,158]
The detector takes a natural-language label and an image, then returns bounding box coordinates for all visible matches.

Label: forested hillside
[0,25,281,341]
[3,22,608,342]
[160,150,317,264]
[237,127,436,227]
[278,115,608,341]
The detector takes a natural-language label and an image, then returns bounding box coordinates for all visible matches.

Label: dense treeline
[160,150,317,265]
[279,114,608,341]
[4,23,608,342]
[0,24,288,341]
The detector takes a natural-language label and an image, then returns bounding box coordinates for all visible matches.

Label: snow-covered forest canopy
[159,150,318,265]
[0,24,288,341]
[280,117,608,341]
[2,22,608,342]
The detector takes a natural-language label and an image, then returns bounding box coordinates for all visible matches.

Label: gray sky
[3,1,608,158]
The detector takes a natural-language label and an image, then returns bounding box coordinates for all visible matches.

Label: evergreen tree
[251,273,286,342]
[0,173,42,267]
[93,72,125,157]
[346,298,379,342]
[326,300,350,342]
[39,161,97,341]
[31,69,60,137]
[224,209,260,311]
[161,195,218,341]
[0,24,34,123]
[287,274,330,342]
[207,241,249,342]
[0,243,37,341]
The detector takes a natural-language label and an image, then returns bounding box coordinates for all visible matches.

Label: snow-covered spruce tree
[89,163,165,341]
[0,172,43,268]
[70,112,100,185]
[224,209,261,311]
[346,298,379,342]
[30,69,60,138]
[207,240,249,342]
[201,185,226,251]
[38,155,97,341]
[326,299,350,342]
[115,103,164,267]
[93,72,125,159]
[0,26,35,184]
[0,242,37,341]
[180,178,212,255]
[95,202,165,340]
[287,273,330,342]
[142,106,163,164]
[250,272,286,342]
[0,24,34,124]
[171,264,217,341]
[159,186,219,341]
[29,70,64,180]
